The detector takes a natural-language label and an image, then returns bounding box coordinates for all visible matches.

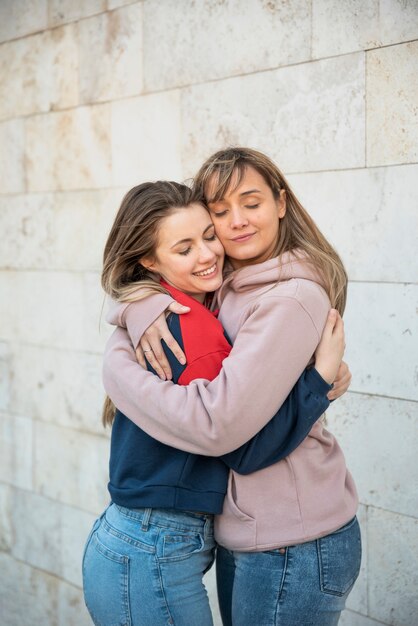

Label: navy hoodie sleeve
[150,313,332,475]
[220,367,331,474]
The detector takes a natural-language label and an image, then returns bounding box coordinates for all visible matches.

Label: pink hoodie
[103,251,358,550]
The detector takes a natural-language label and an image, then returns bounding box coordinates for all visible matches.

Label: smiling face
[142,203,224,302]
[206,166,286,269]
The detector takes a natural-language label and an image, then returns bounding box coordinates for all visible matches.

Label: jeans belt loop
[141,507,152,531]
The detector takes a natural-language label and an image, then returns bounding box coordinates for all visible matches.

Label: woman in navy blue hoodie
[82,181,345,626]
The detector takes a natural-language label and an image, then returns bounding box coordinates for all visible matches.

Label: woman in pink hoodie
[103,148,360,625]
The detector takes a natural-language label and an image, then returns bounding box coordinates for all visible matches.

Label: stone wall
[0,1,417,625]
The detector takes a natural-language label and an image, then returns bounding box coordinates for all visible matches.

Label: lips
[231,232,255,243]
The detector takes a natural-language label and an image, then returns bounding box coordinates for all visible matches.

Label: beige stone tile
[327,394,418,518]
[379,0,418,46]
[0,118,25,193]
[0,552,58,626]
[343,283,418,402]
[34,421,109,512]
[0,188,122,271]
[0,0,48,43]
[49,0,106,27]
[111,92,182,185]
[181,53,365,177]
[0,483,13,551]
[25,104,111,191]
[0,413,33,490]
[12,487,98,583]
[367,41,418,166]
[8,345,106,434]
[0,270,111,353]
[143,0,311,90]
[58,583,93,626]
[368,507,418,625]
[108,0,138,8]
[313,0,379,58]
[0,25,78,122]
[0,342,11,411]
[79,3,143,104]
[288,164,418,283]
[339,610,386,626]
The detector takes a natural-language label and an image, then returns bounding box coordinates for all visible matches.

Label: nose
[229,206,249,229]
[198,242,216,264]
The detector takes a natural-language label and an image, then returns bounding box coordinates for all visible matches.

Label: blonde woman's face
[206,166,286,269]
[143,204,224,302]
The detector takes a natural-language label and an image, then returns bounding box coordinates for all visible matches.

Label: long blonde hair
[101,181,202,426]
[193,147,347,314]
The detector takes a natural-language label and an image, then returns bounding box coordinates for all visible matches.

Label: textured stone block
[343,282,418,402]
[111,92,182,185]
[0,413,33,490]
[79,4,143,104]
[34,421,109,513]
[49,0,106,27]
[108,0,137,8]
[368,507,418,625]
[8,345,105,434]
[25,104,111,191]
[327,394,418,518]
[144,0,311,90]
[181,53,365,177]
[288,164,418,283]
[0,188,122,271]
[0,271,111,353]
[367,41,418,166]
[0,483,13,551]
[58,583,93,626]
[0,25,78,122]
[12,488,97,585]
[0,552,58,626]
[0,552,93,626]
[0,342,11,411]
[339,610,385,626]
[313,0,418,58]
[313,0,378,58]
[0,119,24,193]
[0,0,48,43]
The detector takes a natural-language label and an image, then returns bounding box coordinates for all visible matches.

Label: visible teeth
[194,264,216,277]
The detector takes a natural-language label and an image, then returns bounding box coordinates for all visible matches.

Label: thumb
[168,301,190,315]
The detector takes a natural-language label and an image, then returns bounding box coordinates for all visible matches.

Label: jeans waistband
[110,503,214,534]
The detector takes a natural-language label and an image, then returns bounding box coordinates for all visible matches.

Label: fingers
[140,337,170,380]
[167,302,190,315]
[135,345,146,369]
[327,362,352,400]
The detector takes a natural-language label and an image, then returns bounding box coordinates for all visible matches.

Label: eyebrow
[170,223,214,248]
[208,188,261,203]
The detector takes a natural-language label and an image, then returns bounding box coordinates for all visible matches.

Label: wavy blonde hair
[101,181,203,426]
[193,147,347,314]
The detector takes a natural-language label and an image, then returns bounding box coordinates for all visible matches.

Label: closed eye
[245,203,260,209]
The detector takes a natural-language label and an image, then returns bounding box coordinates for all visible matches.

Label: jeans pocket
[317,517,362,597]
[83,531,131,626]
[160,531,207,562]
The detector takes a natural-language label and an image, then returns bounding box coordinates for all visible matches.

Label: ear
[276,189,286,219]
[139,256,156,272]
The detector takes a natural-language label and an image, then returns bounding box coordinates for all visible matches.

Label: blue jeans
[82,503,216,626]
[216,516,362,626]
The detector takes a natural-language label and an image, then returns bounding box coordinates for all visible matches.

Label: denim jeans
[82,503,216,626]
[216,516,362,626]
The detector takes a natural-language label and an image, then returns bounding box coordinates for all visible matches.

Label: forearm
[103,297,325,455]
[220,368,331,474]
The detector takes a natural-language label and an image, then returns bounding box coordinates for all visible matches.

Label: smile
[193,263,217,277]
